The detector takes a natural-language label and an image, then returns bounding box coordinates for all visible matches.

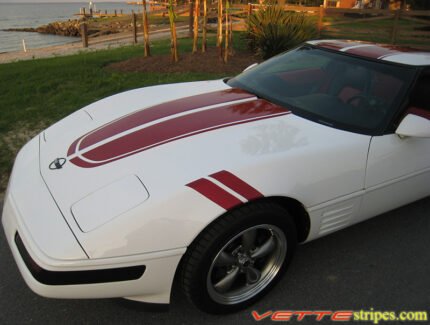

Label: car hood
[38,79,372,257]
[39,79,370,243]
[40,79,289,206]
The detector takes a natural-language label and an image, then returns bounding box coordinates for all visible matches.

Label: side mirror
[243,63,258,72]
[396,108,430,138]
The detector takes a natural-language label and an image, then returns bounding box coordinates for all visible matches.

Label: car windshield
[227,46,417,134]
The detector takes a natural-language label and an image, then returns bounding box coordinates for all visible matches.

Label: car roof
[306,39,430,67]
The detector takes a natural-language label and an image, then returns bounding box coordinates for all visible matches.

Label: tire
[179,201,297,314]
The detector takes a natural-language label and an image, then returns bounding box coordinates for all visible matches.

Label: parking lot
[1,197,429,324]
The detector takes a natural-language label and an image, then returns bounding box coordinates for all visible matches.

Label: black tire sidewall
[186,202,297,314]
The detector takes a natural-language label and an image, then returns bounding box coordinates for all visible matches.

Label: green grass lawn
[0,35,233,195]
[321,16,430,47]
[0,19,428,196]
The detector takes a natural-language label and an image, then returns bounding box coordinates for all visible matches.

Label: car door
[360,69,430,221]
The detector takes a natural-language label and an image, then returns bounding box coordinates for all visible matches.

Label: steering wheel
[346,95,371,108]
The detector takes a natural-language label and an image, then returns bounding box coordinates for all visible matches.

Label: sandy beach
[0,24,189,64]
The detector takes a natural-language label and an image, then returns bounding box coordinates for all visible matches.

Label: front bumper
[1,136,185,304]
[14,232,145,285]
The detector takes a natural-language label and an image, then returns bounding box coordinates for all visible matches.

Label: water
[0,2,140,53]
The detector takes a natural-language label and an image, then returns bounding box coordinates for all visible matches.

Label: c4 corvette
[2,40,430,313]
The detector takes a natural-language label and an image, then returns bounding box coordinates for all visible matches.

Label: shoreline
[0,24,189,64]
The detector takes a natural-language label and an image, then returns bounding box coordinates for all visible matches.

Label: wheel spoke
[251,236,276,259]
[215,251,236,267]
[246,266,261,284]
[242,229,257,252]
[214,267,240,293]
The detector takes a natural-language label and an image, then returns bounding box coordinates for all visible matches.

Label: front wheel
[179,202,297,314]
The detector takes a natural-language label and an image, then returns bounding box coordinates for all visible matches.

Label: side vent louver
[319,205,354,235]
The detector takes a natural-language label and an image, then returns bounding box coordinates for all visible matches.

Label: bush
[247,4,317,59]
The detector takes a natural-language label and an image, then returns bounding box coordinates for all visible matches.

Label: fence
[79,4,430,50]
[232,4,430,49]
[320,7,430,48]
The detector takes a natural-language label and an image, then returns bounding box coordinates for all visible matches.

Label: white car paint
[2,41,430,306]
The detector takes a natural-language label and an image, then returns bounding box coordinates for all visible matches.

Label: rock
[4,16,127,39]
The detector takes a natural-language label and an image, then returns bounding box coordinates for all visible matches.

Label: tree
[224,0,230,62]
[168,0,179,62]
[217,0,223,48]
[192,0,200,53]
[202,0,208,52]
[142,0,150,57]
[406,0,430,9]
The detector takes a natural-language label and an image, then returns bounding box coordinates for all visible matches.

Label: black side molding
[15,232,146,286]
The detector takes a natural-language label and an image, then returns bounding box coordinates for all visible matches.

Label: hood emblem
[49,158,67,170]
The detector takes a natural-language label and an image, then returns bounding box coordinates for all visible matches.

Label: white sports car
[2,40,430,314]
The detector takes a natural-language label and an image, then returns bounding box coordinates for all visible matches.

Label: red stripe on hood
[77,88,255,151]
[69,99,289,168]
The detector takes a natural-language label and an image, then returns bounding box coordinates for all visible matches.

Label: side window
[410,71,430,111]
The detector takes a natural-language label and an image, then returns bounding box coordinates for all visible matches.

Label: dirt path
[0,24,189,64]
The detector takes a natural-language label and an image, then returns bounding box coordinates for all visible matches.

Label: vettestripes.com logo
[251,309,428,323]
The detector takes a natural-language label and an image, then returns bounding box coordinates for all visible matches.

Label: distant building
[324,0,393,9]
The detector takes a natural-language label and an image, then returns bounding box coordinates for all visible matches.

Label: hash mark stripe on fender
[209,170,263,201]
[186,178,243,210]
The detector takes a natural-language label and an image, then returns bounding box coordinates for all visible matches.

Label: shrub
[247,4,317,59]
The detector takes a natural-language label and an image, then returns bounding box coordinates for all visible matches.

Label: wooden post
[81,23,88,48]
[391,9,401,45]
[142,0,151,56]
[83,7,86,16]
[188,1,194,38]
[132,11,138,44]
[90,8,93,17]
[247,3,252,17]
[317,5,324,38]
[202,0,207,52]
[105,10,107,15]
[114,9,117,16]
[192,0,200,53]
[121,9,123,15]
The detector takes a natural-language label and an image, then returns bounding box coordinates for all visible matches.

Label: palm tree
[224,0,230,62]
[202,0,208,52]
[217,0,223,48]
[192,0,200,53]
[168,0,179,62]
[142,0,150,57]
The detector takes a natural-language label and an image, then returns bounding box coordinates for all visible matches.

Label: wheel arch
[264,196,310,243]
[173,195,310,297]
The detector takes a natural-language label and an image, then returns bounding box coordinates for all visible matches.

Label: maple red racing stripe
[316,40,362,51]
[77,88,255,151]
[408,107,430,121]
[210,170,263,201]
[345,45,398,59]
[187,178,243,210]
[70,99,289,168]
[67,138,80,156]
